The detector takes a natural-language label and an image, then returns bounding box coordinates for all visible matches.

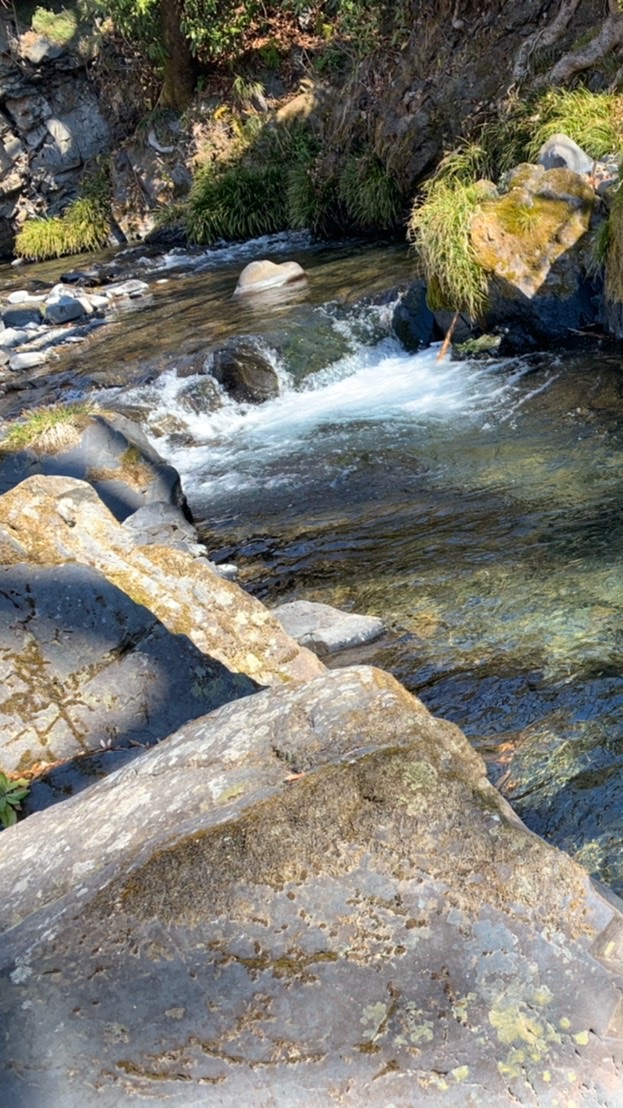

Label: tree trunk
[159,0,197,111]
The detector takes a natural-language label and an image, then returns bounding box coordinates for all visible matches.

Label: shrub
[338,151,402,230]
[605,182,623,305]
[186,162,288,243]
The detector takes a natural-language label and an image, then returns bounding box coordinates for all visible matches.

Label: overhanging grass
[338,152,402,229]
[408,176,488,317]
[186,162,288,244]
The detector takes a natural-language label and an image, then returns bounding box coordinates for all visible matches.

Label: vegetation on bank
[0,404,95,455]
[15,165,112,261]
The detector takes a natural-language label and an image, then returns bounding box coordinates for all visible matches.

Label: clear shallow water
[4,235,623,892]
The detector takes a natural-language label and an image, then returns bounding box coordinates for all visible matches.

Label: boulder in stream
[234,258,307,295]
[0,665,622,1105]
[207,335,281,404]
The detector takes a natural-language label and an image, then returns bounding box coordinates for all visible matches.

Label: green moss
[31,5,78,45]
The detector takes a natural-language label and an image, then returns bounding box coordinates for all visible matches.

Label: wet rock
[0,475,324,686]
[392,278,437,351]
[0,561,257,774]
[273,598,384,655]
[8,350,46,370]
[0,328,32,349]
[234,258,306,295]
[44,291,87,324]
[207,336,281,404]
[0,666,622,1105]
[177,374,224,415]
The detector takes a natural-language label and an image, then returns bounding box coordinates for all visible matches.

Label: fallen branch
[436,310,460,363]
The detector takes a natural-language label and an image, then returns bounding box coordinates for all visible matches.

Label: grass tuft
[338,152,402,230]
[527,88,623,161]
[15,165,112,261]
[186,162,288,244]
[408,175,488,317]
[0,404,94,455]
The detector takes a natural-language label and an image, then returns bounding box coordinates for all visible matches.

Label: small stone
[234,259,306,296]
[9,351,46,370]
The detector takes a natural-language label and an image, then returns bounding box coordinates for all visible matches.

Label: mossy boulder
[470,164,602,345]
[0,666,622,1104]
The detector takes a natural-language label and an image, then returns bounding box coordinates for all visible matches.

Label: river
[3,234,623,893]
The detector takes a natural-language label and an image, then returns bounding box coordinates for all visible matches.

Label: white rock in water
[7,290,46,304]
[234,259,306,295]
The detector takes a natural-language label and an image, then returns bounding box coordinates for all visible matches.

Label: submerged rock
[0,666,621,1105]
[273,598,384,655]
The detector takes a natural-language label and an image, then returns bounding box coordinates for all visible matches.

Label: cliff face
[0,1,609,257]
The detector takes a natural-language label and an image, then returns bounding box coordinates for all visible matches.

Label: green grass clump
[186,162,288,244]
[31,5,78,45]
[338,152,402,230]
[408,175,488,317]
[527,88,623,161]
[16,164,112,261]
[0,404,94,455]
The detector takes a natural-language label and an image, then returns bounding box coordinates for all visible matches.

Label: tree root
[512,0,623,88]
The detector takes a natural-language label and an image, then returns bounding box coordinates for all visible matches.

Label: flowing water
[4,236,623,893]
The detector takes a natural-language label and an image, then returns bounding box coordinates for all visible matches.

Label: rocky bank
[0,472,622,1105]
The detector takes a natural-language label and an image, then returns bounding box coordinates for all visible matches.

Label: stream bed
[3,234,623,893]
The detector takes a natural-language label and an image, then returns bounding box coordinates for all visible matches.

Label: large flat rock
[0,666,621,1106]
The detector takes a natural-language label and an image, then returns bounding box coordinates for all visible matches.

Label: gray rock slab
[8,350,46,370]
[44,293,87,324]
[0,561,257,773]
[274,598,384,655]
[2,305,43,328]
[0,667,622,1106]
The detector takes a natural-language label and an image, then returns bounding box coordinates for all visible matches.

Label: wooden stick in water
[436,310,460,363]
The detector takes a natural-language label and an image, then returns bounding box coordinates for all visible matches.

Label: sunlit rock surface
[0,468,325,776]
[0,666,621,1106]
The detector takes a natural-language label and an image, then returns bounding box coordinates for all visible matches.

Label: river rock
[0,474,324,685]
[471,163,600,347]
[234,259,306,295]
[8,350,46,370]
[2,305,43,327]
[44,290,87,324]
[273,598,384,655]
[0,411,190,522]
[207,335,281,404]
[392,278,437,351]
[0,560,257,775]
[537,132,594,174]
[0,665,622,1105]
